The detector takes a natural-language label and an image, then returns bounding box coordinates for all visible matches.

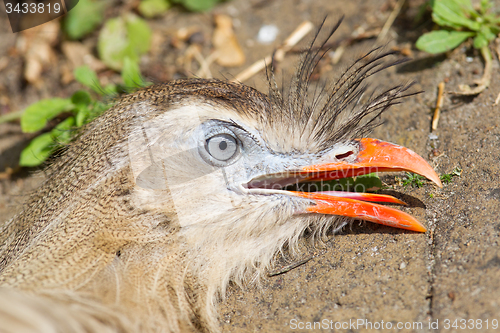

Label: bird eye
[206,134,238,162]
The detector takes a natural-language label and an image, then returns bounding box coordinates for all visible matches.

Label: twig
[193,48,216,79]
[183,45,216,79]
[494,38,500,105]
[432,81,445,131]
[377,0,405,43]
[0,110,24,125]
[231,21,314,83]
[267,252,319,277]
[454,45,492,95]
[330,44,345,65]
[0,166,20,180]
[282,26,381,66]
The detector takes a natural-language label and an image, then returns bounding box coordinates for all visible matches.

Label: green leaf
[98,17,130,71]
[121,57,145,89]
[473,32,489,48]
[138,0,170,18]
[74,66,104,94]
[125,14,152,55]
[454,0,477,15]
[481,25,496,41]
[75,105,90,127]
[52,117,75,144]
[416,30,475,54]
[480,0,491,13]
[337,177,355,191]
[64,0,107,39]
[71,91,93,127]
[19,132,55,167]
[403,173,425,188]
[71,90,92,106]
[21,98,74,133]
[354,173,383,192]
[179,0,219,11]
[432,12,463,29]
[98,14,152,71]
[102,83,119,96]
[432,0,481,31]
[473,25,496,49]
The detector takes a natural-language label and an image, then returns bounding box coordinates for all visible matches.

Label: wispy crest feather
[266,17,417,152]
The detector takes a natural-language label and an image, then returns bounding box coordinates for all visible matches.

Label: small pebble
[429,133,438,140]
[257,25,279,44]
[188,32,205,45]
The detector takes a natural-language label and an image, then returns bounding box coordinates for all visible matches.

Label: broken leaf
[64,0,107,39]
[19,132,54,167]
[18,21,59,85]
[21,98,74,133]
[432,0,481,31]
[121,57,148,89]
[138,0,170,18]
[98,14,152,71]
[212,14,245,67]
[171,0,219,12]
[74,65,104,94]
[62,42,106,73]
[416,30,475,54]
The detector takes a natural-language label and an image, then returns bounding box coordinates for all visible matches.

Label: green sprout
[416,0,499,95]
[402,173,425,188]
[440,167,463,184]
[325,173,383,193]
[18,63,151,167]
[139,0,227,17]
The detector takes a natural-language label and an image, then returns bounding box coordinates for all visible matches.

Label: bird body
[0,24,441,333]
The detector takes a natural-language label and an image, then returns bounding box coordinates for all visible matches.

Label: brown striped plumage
[0,21,417,333]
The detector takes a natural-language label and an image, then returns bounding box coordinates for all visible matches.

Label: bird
[0,21,441,333]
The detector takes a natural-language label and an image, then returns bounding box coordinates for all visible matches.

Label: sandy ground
[1,0,499,332]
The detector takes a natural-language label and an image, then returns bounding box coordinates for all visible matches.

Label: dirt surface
[1,0,500,332]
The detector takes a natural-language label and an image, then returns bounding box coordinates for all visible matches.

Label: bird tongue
[292,138,442,232]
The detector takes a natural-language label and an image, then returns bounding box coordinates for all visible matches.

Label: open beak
[247,138,442,232]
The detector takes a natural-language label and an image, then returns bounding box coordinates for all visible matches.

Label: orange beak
[243,138,441,232]
[289,138,441,232]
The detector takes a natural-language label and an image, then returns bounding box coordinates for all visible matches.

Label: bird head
[125,51,441,287]
[0,22,442,333]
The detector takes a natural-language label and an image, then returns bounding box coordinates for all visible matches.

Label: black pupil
[219,140,227,150]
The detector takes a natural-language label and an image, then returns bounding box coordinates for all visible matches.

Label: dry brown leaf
[16,21,59,86]
[60,63,74,85]
[150,31,166,57]
[171,26,201,49]
[61,42,106,72]
[212,14,245,67]
[0,57,9,72]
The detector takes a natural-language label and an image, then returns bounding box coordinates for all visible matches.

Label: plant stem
[455,45,492,95]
